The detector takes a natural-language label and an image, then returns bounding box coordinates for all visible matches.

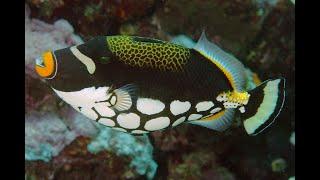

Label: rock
[88,125,158,179]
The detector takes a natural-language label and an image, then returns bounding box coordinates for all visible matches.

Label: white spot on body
[170,100,191,115]
[137,98,165,115]
[216,94,228,102]
[70,46,96,74]
[188,114,203,121]
[196,101,214,112]
[210,107,222,114]
[110,96,116,105]
[172,116,186,127]
[223,102,239,108]
[131,130,149,134]
[144,117,170,131]
[239,106,245,113]
[95,103,116,117]
[117,113,140,129]
[81,107,98,120]
[99,118,115,127]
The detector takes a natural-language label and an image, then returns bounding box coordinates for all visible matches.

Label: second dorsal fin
[193,31,247,92]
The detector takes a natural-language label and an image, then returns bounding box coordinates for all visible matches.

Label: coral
[25,111,98,162]
[26,0,158,37]
[254,0,280,8]
[168,150,235,180]
[119,23,139,36]
[25,136,143,179]
[26,107,157,179]
[271,158,287,172]
[156,0,261,57]
[88,125,158,180]
[27,0,65,17]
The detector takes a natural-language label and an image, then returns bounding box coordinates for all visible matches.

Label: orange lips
[35,51,56,79]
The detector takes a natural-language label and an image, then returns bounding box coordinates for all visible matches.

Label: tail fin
[242,78,285,136]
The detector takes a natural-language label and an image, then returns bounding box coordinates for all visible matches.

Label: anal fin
[188,108,235,132]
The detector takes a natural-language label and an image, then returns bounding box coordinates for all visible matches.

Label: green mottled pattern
[107,36,191,71]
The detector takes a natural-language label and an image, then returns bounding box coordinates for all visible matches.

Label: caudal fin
[242,78,285,136]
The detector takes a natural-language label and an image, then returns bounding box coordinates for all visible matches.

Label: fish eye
[99,56,111,64]
[35,51,57,79]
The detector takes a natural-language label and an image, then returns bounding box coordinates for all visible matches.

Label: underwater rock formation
[25,110,157,179]
[27,0,158,37]
[88,125,157,179]
[25,108,157,179]
[25,111,98,162]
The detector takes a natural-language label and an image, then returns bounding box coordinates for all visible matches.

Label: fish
[34,32,285,136]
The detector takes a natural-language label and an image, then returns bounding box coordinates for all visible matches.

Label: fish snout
[35,51,57,79]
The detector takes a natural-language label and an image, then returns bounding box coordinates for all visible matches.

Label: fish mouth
[35,57,45,68]
[35,51,56,79]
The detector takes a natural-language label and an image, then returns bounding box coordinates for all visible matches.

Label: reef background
[25,0,295,179]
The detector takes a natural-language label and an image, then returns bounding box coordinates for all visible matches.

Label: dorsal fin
[193,31,247,92]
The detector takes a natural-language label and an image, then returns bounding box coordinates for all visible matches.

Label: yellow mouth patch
[35,51,56,78]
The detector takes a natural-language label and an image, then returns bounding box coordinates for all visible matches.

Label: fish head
[34,47,97,91]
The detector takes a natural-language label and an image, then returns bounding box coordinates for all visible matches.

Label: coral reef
[168,150,235,180]
[27,0,158,38]
[271,158,287,172]
[25,107,157,179]
[88,125,157,179]
[25,136,142,179]
[25,110,157,179]
[25,111,98,162]
[25,0,295,179]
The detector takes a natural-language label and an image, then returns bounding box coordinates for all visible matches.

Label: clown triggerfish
[35,32,285,136]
